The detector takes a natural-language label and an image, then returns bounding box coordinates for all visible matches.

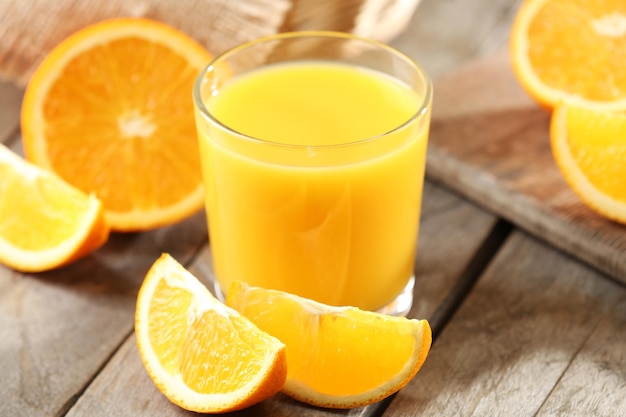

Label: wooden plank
[536,294,626,417]
[0,212,208,417]
[0,79,21,143]
[385,230,624,416]
[64,180,500,417]
[427,53,626,285]
[409,181,501,321]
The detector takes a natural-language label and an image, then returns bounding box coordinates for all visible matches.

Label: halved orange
[0,143,109,272]
[550,104,626,223]
[135,254,287,413]
[226,280,432,409]
[21,18,212,231]
[510,0,626,110]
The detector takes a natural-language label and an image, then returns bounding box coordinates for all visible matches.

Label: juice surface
[198,61,429,311]
[208,62,419,146]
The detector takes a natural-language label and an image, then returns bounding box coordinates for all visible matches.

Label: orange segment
[0,143,109,272]
[226,280,432,409]
[510,0,626,109]
[135,254,287,413]
[550,104,626,223]
[21,18,212,231]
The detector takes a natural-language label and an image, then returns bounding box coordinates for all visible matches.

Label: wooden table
[2,1,626,416]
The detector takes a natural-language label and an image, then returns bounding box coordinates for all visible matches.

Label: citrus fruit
[21,18,212,232]
[0,143,109,272]
[226,280,432,409]
[550,104,626,223]
[135,254,287,413]
[510,0,626,110]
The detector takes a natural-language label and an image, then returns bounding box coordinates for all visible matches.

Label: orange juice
[196,60,430,311]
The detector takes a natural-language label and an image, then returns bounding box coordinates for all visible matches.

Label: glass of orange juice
[193,32,431,316]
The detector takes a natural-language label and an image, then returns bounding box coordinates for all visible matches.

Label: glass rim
[193,30,432,150]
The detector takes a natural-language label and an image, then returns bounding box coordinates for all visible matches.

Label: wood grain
[0,213,208,417]
[410,181,499,321]
[386,231,625,416]
[0,80,21,143]
[427,53,626,285]
[536,294,626,417]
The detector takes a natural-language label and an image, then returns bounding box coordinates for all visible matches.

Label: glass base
[213,275,414,317]
[376,275,414,317]
[212,276,226,303]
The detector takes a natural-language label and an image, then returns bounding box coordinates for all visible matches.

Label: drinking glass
[193,31,432,316]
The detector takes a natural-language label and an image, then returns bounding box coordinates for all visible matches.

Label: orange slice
[550,104,626,223]
[0,143,108,272]
[510,0,626,110]
[21,18,212,231]
[135,254,287,413]
[226,280,432,409]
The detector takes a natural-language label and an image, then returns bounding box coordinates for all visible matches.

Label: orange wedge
[135,254,287,413]
[550,104,626,223]
[510,0,626,110]
[0,143,108,272]
[21,18,212,231]
[226,280,432,409]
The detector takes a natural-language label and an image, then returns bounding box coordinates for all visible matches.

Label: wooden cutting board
[427,52,626,285]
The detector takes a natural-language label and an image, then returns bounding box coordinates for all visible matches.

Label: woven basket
[0,0,421,87]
